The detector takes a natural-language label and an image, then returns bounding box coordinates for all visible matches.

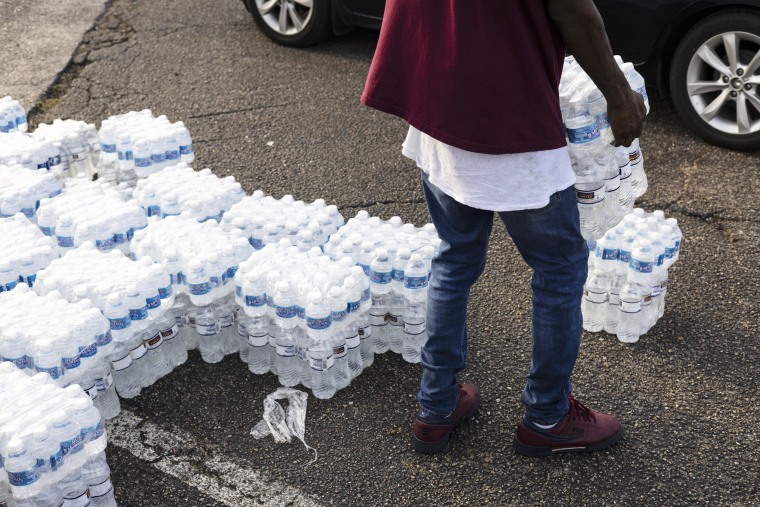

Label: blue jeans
[418,171,588,425]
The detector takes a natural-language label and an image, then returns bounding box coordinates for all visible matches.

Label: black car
[241,0,760,151]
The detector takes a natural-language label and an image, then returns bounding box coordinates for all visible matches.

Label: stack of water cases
[0,214,60,291]
[323,211,440,364]
[36,178,147,256]
[0,164,62,220]
[235,240,372,400]
[0,285,120,420]
[0,362,117,507]
[131,163,246,222]
[129,214,253,364]
[33,243,185,400]
[219,190,344,249]
[0,97,27,133]
[582,209,683,343]
[560,56,650,241]
[32,119,101,180]
[97,110,194,185]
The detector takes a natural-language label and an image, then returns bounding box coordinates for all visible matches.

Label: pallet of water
[0,362,117,507]
[582,209,683,343]
[0,164,62,220]
[33,244,186,400]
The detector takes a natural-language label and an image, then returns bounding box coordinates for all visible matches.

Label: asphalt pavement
[20,0,760,505]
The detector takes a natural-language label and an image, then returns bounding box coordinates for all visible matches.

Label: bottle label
[36,364,64,379]
[61,434,83,456]
[266,295,275,308]
[57,235,74,248]
[346,334,360,349]
[333,342,347,358]
[165,149,180,161]
[391,268,404,282]
[3,355,27,369]
[597,247,618,261]
[566,123,600,145]
[109,315,131,331]
[130,306,148,321]
[369,270,392,284]
[657,252,666,267]
[210,275,220,287]
[642,294,652,305]
[358,325,372,339]
[146,294,161,309]
[575,185,604,205]
[49,447,64,471]
[307,315,332,330]
[113,231,127,244]
[404,322,426,335]
[144,333,163,349]
[404,275,428,289]
[605,175,621,192]
[347,301,360,313]
[189,282,212,295]
[146,205,160,217]
[370,314,387,326]
[111,354,133,371]
[619,299,641,313]
[7,469,39,487]
[39,225,55,236]
[584,288,608,304]
[618,249,631,264]
[309,355,334,371]
[660,279,669,290]
[96,373,114,391]
[95,237,115,251]
[161,324,179,340]
[629,258,653,274]
[62,354,82,370]
[608,292,621,306]
[179,144,194,155]
[248,332,268,347]
[97,330,113,347]
[159,284,173,299]
[361,287,371,303]
[228,265,239,278]
[629,148,642,166]
[130,343,148,360]
[150,152,166,165]
[2,279,18,292]
[250,237,264,250]
[89,477,113,497]
[237,321,247,337]
[277,344,296,357]
[235,285,243,298]
[651,285,661,298]
[332,309,347,322]
[134,156,152,168]
[81,420,105,442]
[196,323,218,336]
[276,305,297,319]
[246,294,266,307]
[220,314,233,328]
[20,274,36,287]
[387,313,402,326]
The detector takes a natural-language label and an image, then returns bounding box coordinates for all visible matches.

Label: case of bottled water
[0,362,118,507]
[32,243,184,400]
[0,97,28,134]
[0,132,64,177]
[0,164,62,221]
[32,119,101,180]
[97,109,194,185]
[560,56,649,241]
[131,163,245,222]
[581,209,683,343]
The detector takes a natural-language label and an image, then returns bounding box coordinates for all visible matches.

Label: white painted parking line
[107,409,322,507]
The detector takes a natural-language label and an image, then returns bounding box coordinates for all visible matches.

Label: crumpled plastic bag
[251,387,317,460]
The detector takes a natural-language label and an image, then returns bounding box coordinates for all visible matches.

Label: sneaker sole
[411,393,480,454]
[513,424,624,457]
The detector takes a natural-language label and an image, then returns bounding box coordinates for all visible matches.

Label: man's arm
[546,0,647,147]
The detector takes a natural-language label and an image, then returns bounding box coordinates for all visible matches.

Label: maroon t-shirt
[362,0,567,155]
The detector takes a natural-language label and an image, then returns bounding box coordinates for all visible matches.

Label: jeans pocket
[523,190,562,216]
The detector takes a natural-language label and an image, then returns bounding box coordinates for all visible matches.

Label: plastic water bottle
[617,239,654,343]
[81,452,117,507]
[273,281,300,387]
[196,304,222,364]
[581,266,609,332]
[574,158,606,240]
[620,62,651,114]
[4,438,40,498]
[627,138,648,198]
[305,292,335,399]
[565,98,601,159]
[368,248,392,353]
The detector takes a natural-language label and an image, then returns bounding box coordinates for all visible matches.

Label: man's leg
[417,171,491,416]
[497,186,588,424]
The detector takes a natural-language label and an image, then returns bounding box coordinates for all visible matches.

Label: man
[361,0,646,456]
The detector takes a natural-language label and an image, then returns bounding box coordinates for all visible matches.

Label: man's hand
[547,0,647,147]
[607,89,647,148]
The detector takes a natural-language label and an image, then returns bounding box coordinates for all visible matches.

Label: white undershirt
[402,126,576,212]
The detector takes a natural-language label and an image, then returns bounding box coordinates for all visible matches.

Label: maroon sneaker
[412,383,480,454]
[513,394,624,457]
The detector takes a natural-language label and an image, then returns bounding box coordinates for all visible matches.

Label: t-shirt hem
[362,94,567,155]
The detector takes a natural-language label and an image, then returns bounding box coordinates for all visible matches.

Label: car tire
[245,0,331,48]
[669,10,760,151]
